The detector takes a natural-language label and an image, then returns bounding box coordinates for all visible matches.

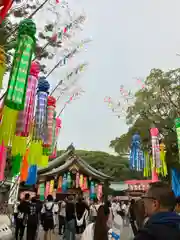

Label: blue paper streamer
[26,165,37,185]
[171,168,180,197]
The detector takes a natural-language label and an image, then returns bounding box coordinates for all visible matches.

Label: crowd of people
[13,181,180,240]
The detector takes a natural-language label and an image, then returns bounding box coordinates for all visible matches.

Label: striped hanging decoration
[0,19,36,147]
[175,118,180,160]
[150,128,160,181]
[28,77,50,167]
[129,133,144,171]
[43,96,56,155]
[0,46,6,89]
[49,112,57,158]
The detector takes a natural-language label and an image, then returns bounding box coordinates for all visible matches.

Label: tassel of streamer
[0,141,7,181]
[43,96,56,155]
[50,117,61,158]
[0,19,36,147]
[25,165,37,185]
[28,77,50,166]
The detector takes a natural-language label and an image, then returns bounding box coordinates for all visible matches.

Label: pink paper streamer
[152,169,159,182]
[0,142,7,181]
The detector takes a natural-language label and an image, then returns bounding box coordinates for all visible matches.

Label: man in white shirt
[58,200,66,235]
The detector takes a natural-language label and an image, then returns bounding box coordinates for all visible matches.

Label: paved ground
[36,225,133,240]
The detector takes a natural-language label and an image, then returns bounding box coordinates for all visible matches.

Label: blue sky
[55,0,180,152]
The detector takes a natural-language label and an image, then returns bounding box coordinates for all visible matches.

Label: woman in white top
[90,199,101,223]
[81,204,110,240]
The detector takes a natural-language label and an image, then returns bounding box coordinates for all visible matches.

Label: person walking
[65,195,76,240]
[41,195,58,240]
[27,197,40,240]
[15,193,30,240]
[134,182,180,240]
[89,198,101,223]
[81,204,110,240]
[58,200,66,235]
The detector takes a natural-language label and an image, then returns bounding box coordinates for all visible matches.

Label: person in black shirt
[65,195,76,240]
[15,193,30,240]
[27,197,40,240]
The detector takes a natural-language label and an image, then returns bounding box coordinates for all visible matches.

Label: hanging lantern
[49,179,54,194]
[62,173,67,192]
[39,183,45,201]
[0,19,36,147]
[90,181,95,199]
[76,172,79,188]
[129,133,144,171]
[79,174,83,189]
[67,172,72,188]
[45,181,50,198]
[57,176,63,192]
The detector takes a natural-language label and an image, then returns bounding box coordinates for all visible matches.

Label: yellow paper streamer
[28,140,42,165]
[0,46,6,89]
[12,135,27,156]
[49,179,54,194]
[39,155,48,167]
[0,106,18,146]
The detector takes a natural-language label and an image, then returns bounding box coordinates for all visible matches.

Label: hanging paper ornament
[0,0,13,24]
[143,152,152,177]
[49,179,54,194]
[172,168,180,197]
[39,183,45,201]
[0,19,36,147]
[129,133,144,171]
[175,118,180,160]
[45,181,50,198]
[57,176,63,192]
[28,77,50,166]
[90,181,95,199]
[150,128,161,169]
[25,165,37,185]
[76,172,79,188]
[0,47,6,89]
[16,61,40,137]
[43,96,56,155]
[62,173,67,192]
[67,172,72,188]
[0,141,7,181]
[79,174,84,189]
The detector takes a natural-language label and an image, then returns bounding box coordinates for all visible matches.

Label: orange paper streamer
[20,149,29,182]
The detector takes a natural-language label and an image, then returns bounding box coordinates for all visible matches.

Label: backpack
[44,204,54,221]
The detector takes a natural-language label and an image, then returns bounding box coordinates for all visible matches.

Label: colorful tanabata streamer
[28,77,50,167]
[150,128,161,169]
[171,168,180,197]
[11,62,40,176]
[39,183,45,201]
[0,141,7,181]
[129,133,144,171]
[0,19,36,147]
[62,173,67,192]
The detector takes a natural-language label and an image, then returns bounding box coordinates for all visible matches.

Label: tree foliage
[110,68,180,170]
[57,149,144,181]
[1,3,63,73]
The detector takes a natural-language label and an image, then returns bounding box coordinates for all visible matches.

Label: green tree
[57,149,143,180]
[110,68,180,170]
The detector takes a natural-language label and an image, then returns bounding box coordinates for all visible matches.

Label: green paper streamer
[11,154,22,176]
[5,19,36,111]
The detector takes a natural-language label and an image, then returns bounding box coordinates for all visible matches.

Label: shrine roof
[39,155,113,181]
